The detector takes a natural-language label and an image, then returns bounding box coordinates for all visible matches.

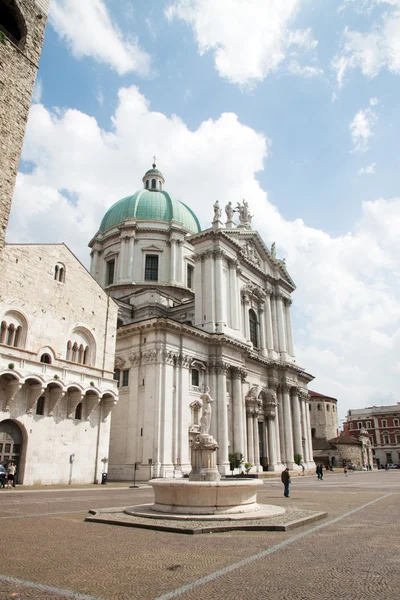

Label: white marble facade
[0,244,118,485]
[90,166,315,480]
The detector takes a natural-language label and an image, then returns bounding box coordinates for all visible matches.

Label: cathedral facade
[90,165,315,480]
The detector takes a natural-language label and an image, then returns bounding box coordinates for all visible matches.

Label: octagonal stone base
[147,478,266,515]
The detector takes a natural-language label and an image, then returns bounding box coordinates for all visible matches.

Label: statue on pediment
[213,200,222,222]
[236,199,252,228]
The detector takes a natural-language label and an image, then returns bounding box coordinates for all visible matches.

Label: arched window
[54,263,66,283]
[191,368,200,387]
[317,404,321,411]
[75,402,83,420]
[249,309,259,348]
[0,0,27,46]
[40,353,52,364]
[151,178,156,189]
[66,328,95,366]
[326,404,330,411]
[0,312,27,348]
[311,428,316,438]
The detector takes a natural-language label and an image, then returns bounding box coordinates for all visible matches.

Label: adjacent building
[309,390,372,469]
[344,404,400,468]
[89,165,316,480]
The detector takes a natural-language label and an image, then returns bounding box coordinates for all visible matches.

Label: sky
[7,0,400,423]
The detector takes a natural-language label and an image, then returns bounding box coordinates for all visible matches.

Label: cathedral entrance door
[0,420,23,483]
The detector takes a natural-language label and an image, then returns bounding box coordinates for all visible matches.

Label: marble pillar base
[189,434,220,482]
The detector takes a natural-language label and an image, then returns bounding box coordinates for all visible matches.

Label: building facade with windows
[90,165,316,480]
[0,243,118,485]
[344,404,400,468]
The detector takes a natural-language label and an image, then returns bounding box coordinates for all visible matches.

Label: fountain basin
[147,478,265,515]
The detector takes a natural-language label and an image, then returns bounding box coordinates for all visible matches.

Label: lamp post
[129,463,139,488]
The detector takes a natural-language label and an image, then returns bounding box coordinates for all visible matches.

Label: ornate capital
[230,366,242,379]
[215,361,230,375]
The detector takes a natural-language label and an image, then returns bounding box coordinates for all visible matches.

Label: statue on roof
[236,199,252,228]
[213,200,222,222]
[225,201,235,226]
[271,242,276,258]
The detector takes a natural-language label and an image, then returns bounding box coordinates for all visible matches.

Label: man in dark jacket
[281,467,291,497]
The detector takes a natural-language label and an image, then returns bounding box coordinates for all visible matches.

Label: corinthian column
[305,399,314,465]
[170,239,177,282]
[285,298,294,357]
[300,394,310,462]
[265,292,274,351]
[259,306,267,357]
[231,367,244,457]
[229,260,240,330]
[215,250,226,332]
[246,409,254,464]
[276,294,287,354]
[243,295,250,341]
[253,412,260,467]
[291,387,303,458]
[282,385,294,468]
[216,363,229,470]
[267,417,277,468]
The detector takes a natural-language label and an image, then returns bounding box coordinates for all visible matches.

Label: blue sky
[9,0,400,420]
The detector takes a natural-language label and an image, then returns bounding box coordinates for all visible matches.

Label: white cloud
[287,61,324,78]
[9,86,400,418]
[165,0,319,85]
[349,100,378,151]
[50,0,151,76]
[32,78,43,103]
[358,162,377,175]
[333,3,400,86]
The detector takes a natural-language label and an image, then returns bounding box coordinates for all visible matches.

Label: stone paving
[0,471,399,600]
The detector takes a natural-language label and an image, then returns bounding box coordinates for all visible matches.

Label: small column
[271,293,279,351]
[259,305,267,357]
[231,368,244,456]
[285,298,294,356]
[267,417,277,468]
[176,240,183,283]
[274,397,282,464]
[236,267,243,335]
[118,236,126,281]
[208,365,217,439]
[243,296,250,341]
[253,413,260,467]
[265,293,274,351]
[291,388,303,458]
[229,260,240,330]
[128,235,135,281]
[216,363,229,469]
[246,410,254,464]
[277,390,286,464]
[194,255,203,326]
[170,239,177,282]
[300,395,310,463]
[90,249,98,278]
[215,250,226,332]
[282,385,294,467]
[276,294,287,354]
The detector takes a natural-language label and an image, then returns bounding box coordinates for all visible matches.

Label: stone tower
[0,0,49,252]
[309,390,339,441]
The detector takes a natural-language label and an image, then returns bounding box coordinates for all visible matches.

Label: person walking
[344,466,348,477]
[6,462,16,489]
[281,467,291,498]
[301,463,305,476]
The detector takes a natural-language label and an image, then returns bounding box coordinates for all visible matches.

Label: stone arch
[1,309,28,348]
[0,0,27,47]
[66,326,96,366]
[0,418,28,483]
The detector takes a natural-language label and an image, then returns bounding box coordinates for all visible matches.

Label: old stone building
[0,244,118,484]
[89,165,316,480]
[0,0,48,252]
[309,390,372,469]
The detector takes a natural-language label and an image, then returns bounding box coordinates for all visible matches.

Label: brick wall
[0,0,48,252]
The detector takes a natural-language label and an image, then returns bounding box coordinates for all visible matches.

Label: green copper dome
[100,189,201,234]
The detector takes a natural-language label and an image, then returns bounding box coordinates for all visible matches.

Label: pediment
[141,244,163,253]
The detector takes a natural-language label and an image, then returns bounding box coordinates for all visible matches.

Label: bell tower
[0,0,49,253]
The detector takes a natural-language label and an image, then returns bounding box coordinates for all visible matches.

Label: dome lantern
[142,157,165,191]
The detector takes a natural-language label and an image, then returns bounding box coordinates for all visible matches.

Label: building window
[122,369,129,387]
[386,452,392,463]
[66,328,94,366]
[358,422,362,429]
[366,421,371,429]
[311,428,316,438]
[1,312,26,348]
[383,433,390,444]
[151,178,156,189]
[75,402,83,420]
[145,255,159,281]
[187,264,194,289]
[145,180,149,189]
[332,405,335,412]
[114,369,120,387]
[317,404,321,411]
[36,396,45,416]
[249,309,258,348]
[106,259,115,286]
[191,368,199,387]
[396,434,400,444]
[382,420,387,427]
[54,263,65,283]
[349,422,354,430]
[326,404,330,411]
[0,0,26,46]
[40,353,52,364]
[394,419,399,427]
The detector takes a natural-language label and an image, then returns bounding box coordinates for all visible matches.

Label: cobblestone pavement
[0,471,399,600]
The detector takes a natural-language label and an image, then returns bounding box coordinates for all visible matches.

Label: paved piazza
[1,471,399,600]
